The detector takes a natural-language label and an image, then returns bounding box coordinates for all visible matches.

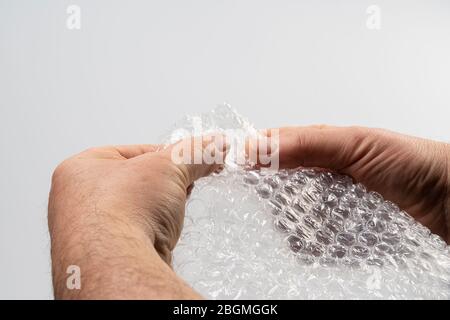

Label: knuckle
[49,159,77,208]
[51,160,71,183]
[51,157,81,188]
[171,162,190,187]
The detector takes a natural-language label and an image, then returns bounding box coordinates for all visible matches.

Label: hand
[48,137,227,299]
[269,126,450,242]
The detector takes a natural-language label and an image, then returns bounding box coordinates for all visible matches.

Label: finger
[163,135,230,186]
[269,125,372,171]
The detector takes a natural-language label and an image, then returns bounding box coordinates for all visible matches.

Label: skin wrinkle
[413,142,448,232]
[344,137,377,174]
[112,167,186,259]
[339,131,371,173]
[129,205,159,242]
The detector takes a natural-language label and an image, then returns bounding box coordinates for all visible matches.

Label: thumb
[271,125,372,171]
[163,135,229,187]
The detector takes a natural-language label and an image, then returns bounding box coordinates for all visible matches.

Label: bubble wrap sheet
[165,105,450,299]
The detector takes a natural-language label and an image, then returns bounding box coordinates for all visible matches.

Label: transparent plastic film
[162,104,450,299]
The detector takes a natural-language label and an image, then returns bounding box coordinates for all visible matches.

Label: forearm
[49,208,201,299]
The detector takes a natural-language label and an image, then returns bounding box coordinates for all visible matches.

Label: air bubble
[358,232,378,247]
[351,245,370,259]
[306,242,325,257]
[274,218,294,233]
[329,244,347,259]
[256,184,272,199]
[243,171,260,185]
[287,235,305,253]
[337,232,356,247]
[275,191,291,206]
[264,176,282,189]
[316,228,335,245]
[303,214,322,231]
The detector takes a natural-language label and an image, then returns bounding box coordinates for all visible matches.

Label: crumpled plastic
[162,104,450,299]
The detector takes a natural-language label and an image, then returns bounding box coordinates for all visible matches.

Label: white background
[1,0,449,299]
